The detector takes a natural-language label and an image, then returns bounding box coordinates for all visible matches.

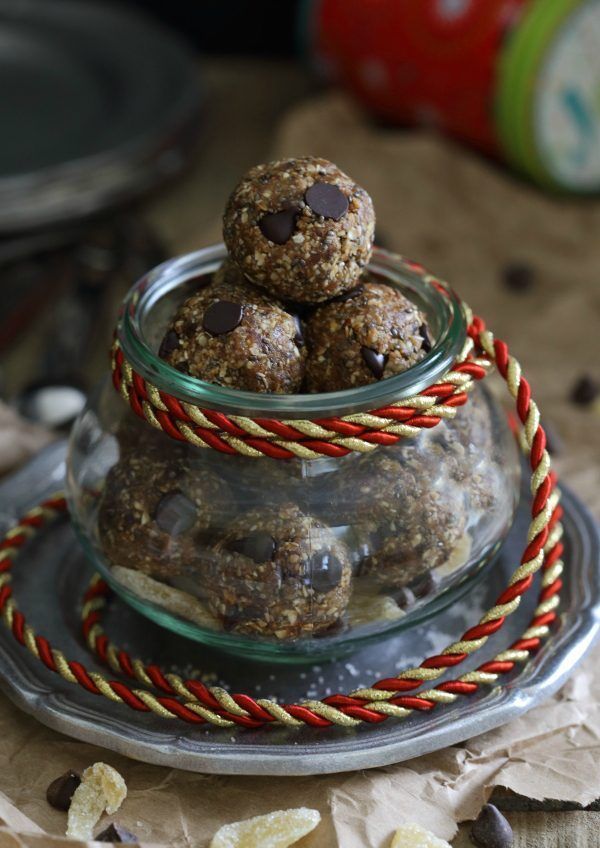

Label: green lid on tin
[497,0,600,192]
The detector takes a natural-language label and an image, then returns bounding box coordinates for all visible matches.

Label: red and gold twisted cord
[0,492,562,729]
[111,303,491,460]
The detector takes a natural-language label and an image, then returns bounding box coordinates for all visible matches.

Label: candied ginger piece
[391,823,452,848]
[112,565,219,629]
[66,762,127,840]
[210,807,321,848]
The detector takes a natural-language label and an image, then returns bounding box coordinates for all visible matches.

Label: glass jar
[67,245,520,662]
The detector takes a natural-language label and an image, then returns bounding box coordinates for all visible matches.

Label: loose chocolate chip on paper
[46,770,81,811]
[259,207,299,244]
[361,346,388,379]
[470,803,513,848]
[95,822,138,843]
[570,374,600,406]
[154,491,196,535]
[419,323,433,352]
[158,330,179,358]
[305,182,349,220]
[501,262,535,293]
[310,552,344,593]
[203,300,244,336]
[230,531,277,563]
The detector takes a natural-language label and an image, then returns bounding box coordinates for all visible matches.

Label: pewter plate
[0,441,598,776]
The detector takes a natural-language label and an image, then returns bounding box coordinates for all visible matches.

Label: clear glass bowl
[66,245,521,662]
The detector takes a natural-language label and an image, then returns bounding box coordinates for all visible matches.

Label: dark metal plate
[0,441,598,775]
[0,0,203,231]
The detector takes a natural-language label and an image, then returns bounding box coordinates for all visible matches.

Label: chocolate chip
[570,374,600,406]
[154,491,196,535]
[470,804,513,848]
[332,284,364,303]
[392,586,415,609]
[292,315,305,347]
[229,531,276,563]
[411,572,437,598]
[419,323,432,353]
[95,823,138,843]
[305,182,349,220]
[259,207,299,244]
[361,346,388,379]
[501,262,535,293]
[46,770,81,811]
[310,552,344,593]
[158,330,179,358]
[202,300,244,336]
[223,604,265,629]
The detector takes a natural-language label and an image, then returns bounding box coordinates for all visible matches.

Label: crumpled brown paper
[0,92,599,847]
[0,648,599,847]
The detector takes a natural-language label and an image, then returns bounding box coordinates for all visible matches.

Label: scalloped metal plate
[0,441,598,775]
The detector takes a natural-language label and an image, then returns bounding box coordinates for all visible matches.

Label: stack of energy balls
[159,157,431,393]
[98,157,499,643]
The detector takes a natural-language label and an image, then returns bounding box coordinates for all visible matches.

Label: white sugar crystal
[66,762,127,840]
[390,823,452,848]
[210,807,320,848]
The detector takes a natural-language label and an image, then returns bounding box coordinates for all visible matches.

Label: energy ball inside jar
[98,446,230,581]
[305,280,431,392]
[204,504,352,639]
[223,157,375,302]
[159,260,305,393]
[343,452,467,591]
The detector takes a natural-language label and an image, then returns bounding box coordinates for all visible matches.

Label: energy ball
[305,279,431,392]
[315,449,467,589]
[159,260,305,393]
[223,157,375,303]
[357,456,468,591]
[98,445,230,581]
[204,504,352,639]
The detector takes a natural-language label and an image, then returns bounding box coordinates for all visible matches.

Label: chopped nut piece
[210,807,321,848]
[66,763,127,841]
[390,823,452,847]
